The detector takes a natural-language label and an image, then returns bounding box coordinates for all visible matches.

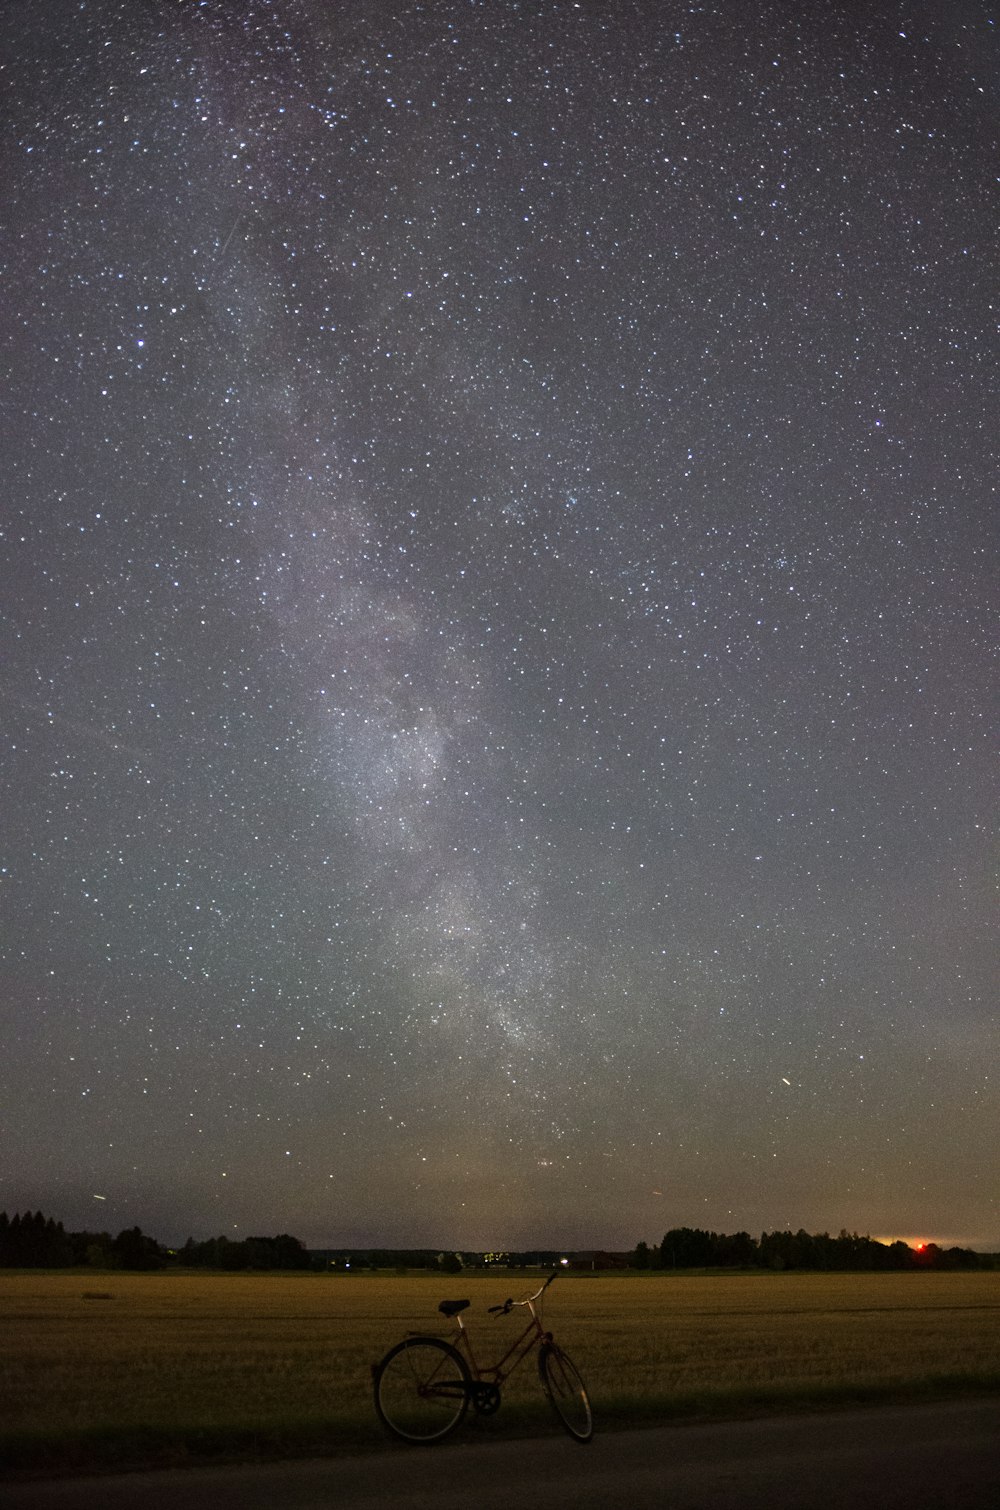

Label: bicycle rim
[374,1336,470,1444]
[538,1342,593,1442]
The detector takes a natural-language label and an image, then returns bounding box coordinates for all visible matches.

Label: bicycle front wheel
[374,1336,470,1444]
[538,1341,593,1442]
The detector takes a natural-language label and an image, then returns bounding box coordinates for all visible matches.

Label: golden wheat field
[1,1269,998,1469]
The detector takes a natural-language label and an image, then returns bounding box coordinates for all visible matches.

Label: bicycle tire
[538,1341,593,1443]
[373,1335,471,1444]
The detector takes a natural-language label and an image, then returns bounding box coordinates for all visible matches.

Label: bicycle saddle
[438,1298,470,1316]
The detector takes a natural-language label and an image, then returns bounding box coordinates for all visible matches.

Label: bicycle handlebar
[489,1269,560,1316]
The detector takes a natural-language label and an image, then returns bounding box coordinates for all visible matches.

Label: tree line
[1,1211,991,1272]
[633,1227,988,1271]
[0,1216,554,1273]
[0,1211,310,1272]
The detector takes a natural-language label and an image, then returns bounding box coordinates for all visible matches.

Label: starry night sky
[2,1,996,1252]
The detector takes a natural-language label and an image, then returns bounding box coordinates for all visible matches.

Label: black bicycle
[372,1270,593,1444]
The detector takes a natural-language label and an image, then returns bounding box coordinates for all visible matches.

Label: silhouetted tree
[111,1226,164,1270]
[712,1230,757,1267]
[659,1228,715,1268]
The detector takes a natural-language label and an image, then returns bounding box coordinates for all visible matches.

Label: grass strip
[4,1372,999,1478]
[593,1370,1000,1426]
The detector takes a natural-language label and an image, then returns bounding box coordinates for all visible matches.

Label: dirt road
[5,1398,999,1509]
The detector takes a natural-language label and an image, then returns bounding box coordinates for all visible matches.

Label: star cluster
[1,1,996,1249]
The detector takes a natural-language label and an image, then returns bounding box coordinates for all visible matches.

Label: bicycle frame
[446,1279,552,1388]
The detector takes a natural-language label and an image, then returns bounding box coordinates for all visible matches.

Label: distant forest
[0,1212,312,1272]
[633,1227,989,1272]
[0,1211,991,1272]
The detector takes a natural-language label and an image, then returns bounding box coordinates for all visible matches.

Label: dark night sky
[2,1,996,1251]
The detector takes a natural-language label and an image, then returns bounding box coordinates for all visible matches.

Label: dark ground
[5,1398,1000,1509]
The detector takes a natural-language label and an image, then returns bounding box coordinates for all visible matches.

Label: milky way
[2,1,996,1249]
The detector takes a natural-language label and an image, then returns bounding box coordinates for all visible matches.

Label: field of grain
[2,1269,998,1472]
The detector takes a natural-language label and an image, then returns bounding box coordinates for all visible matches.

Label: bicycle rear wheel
[538,1341,593,1442]
[374,1336,470,1444]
